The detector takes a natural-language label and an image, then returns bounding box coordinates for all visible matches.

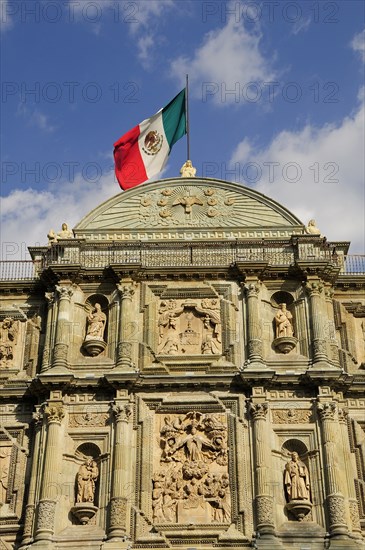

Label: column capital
[338,407,349,424]
[244,281,261,297]
[317,401,336,421]
[55,284,74,301]
[44,403,65,424]
[324,284,335,301]
[304,280,324,296]
[117,282,136,300]
[45,291,56,305]
[32,408,44,429]
[249,401,268,421]
[112,402,133,423]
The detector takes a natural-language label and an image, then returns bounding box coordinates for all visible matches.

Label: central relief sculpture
[152,411,230,524]
[157,299,222,356]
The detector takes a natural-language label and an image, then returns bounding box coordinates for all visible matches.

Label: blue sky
[1,0,364,259]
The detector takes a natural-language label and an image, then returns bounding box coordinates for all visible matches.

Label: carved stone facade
[0,177,364,549]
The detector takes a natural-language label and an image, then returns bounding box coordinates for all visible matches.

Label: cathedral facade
[0,176,364,550]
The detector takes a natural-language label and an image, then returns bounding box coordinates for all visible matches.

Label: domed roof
[74,177,304,241]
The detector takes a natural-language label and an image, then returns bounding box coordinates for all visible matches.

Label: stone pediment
[74,177,304,241]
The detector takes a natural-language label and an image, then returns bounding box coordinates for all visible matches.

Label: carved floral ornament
[152,411,230,525]
[157,298,222,356]
[139,186,236,227]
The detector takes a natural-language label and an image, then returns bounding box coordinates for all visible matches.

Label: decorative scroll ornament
[152,411,230,524]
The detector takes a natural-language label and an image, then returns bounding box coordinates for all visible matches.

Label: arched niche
[72,442,101,516]
[281,439,312,521]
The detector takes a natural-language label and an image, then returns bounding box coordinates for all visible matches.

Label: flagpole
[185,74,190,160]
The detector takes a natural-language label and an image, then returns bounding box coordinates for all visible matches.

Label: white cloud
[17,102,56,133]
[128,0,176,33]
[169,5,276,105]
[230,97,365,253]
[137,34,155,68]
[0,0,13,31]
[0,166,172,260]
[351,28,365,62]
[29,110,56,133]
[1,170,117,260]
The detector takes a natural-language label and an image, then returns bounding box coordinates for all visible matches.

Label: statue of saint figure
[180,159,196,178]
[284,452,310,501]
[76,458,99,504]
[57,222,73,239]
[85,304,106,341]
[275,303,294,338]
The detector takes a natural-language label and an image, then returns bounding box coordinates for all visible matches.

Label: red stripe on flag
[113,124,148,190]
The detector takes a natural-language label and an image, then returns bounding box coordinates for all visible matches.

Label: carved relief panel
[158,299,222,356]
[141,283,241,371]
[152,411,230,525]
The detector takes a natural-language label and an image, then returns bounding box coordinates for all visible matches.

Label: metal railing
[339,255,365,275]
[0,261,41,281]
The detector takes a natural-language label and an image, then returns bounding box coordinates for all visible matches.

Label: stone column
[244,280,263,365]
[21,408,44,546]
[41,291,56,372]
[305,279,329,366]
[52,285,74,370]
[108,399,133,540]
[34,403,65,542]
[249,401,276,537]
[317,401,348,538]
[115,282,136,371]
[324,285,340,366]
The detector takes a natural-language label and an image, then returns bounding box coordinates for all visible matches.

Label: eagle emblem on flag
[143,130,163,155]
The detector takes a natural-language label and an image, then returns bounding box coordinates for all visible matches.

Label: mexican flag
[113,89,186,190]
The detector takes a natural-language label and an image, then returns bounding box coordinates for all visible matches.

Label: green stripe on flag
[162,89,186,148]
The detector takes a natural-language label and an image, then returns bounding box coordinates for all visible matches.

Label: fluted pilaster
[34,403,65,542]
[115,283,136,371]
[108,401,133,539]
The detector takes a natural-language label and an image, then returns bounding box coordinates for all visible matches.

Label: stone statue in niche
[284,452,310,501]
[72,458,99,525]
[85,304,106,341]
[275,304,294,338]
[284,451,312,521]
[0,317,18,368]
[82,303,107,356]
[152,411,230,524]
[157,298,222,356]
[76,458,99,504]
[273,303,297,354]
